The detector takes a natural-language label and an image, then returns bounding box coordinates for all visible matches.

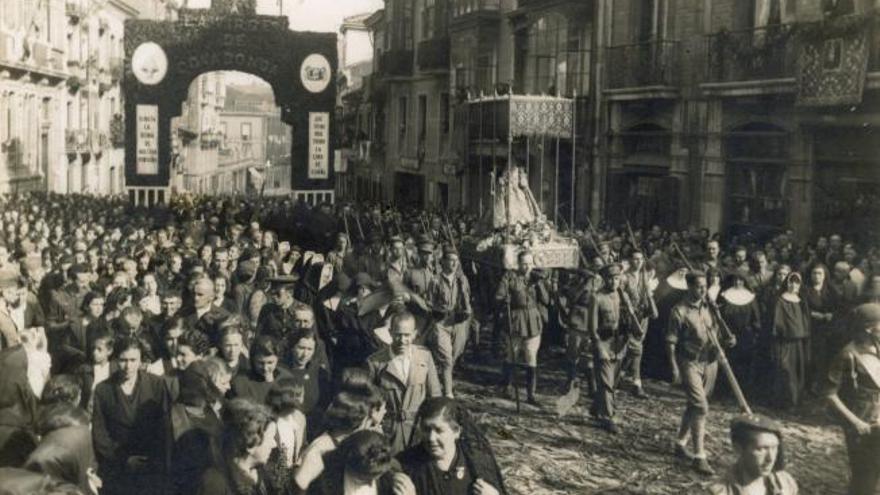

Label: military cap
[388,235,404,245]
[59,255,75,266]
[354,272,379,289]
[368,231,383,244]
[441,244,458,258]
[600,263,622,278]
[729,414,784,452]
[417,235,436,253]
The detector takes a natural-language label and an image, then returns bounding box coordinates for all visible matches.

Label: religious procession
[0,172,877,495]
[2,0,880,493]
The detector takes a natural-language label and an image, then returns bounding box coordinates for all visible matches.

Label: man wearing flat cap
[256,274,303,342]
[825,303,880,495]
[587,263,628,433]
[710,415,798,495]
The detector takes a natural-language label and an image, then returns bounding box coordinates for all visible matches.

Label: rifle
[671,241,752,415]
[504,282,522,414]
[342,209,353,243]
[353,211,366,241]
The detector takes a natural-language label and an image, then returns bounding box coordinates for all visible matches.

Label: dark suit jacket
[182,306,231,346]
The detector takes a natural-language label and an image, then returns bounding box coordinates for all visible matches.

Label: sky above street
[186,0,383,32]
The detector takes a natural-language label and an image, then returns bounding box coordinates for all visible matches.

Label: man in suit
[367,310,441,454]
[182,277,230,347]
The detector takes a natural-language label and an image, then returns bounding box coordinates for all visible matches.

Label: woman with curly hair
[397,397,506,495]
[309,430,414,495]
[197,398,277,495]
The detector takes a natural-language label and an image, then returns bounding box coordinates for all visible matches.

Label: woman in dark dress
[91,335,171,495]
[196,399,277,495]
[770,273,811,409]
[230,335,292,404]
[284,326,330,418]
[802,263,837,391]
[718,273,762,395]
[397,398,506,495]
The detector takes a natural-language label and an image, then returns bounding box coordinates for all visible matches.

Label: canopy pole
[539,134,545,210]
[478,92,484,218]
[571,91,577,228]
[555,135,560,224]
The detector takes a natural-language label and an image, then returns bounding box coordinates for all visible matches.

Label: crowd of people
[0,191,877,495]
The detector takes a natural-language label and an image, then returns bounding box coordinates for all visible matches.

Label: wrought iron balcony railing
[606,40,680,89]
[378,49,414,77]
[417,37,450,72]
[706,24,797,83]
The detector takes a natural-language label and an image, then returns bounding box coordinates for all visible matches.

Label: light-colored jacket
[367,345,440,452]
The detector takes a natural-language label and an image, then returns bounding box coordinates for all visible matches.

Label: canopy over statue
[463,164,580,270]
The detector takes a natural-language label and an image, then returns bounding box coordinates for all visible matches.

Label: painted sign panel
[308,112,329,179]
[136,105,159,175]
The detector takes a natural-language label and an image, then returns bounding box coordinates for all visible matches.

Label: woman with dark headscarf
[718,272,761,395]
[770,273,811,409]
[397,397,506,495]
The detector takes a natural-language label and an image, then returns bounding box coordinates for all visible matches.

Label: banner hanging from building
[308,112,329,179]
[136,105,159,175]
[796,15,872,106]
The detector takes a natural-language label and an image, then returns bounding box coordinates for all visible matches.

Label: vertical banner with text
[308,112,329,179]
[136,104,159,175]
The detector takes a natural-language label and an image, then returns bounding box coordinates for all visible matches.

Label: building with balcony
[598,0,880,241]
[0,0,70,193]
[174,72,226,194]
[0,0,177,195]
[365,0,455,209]
[63,0,142,196]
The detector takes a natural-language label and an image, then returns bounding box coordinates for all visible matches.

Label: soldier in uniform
[255,275,302,342]
[404,236,436,300]
[426,248,472,398]
[588,263,628,433]
[825,303,880,495]
[622,250,658,398]
[563,268,601,396]
[495,250,550,406]
[386,235,409,285]
[667,271,735,476]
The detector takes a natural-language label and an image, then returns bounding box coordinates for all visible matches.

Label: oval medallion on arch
[300,53,331,94]
[131,42,168,86]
